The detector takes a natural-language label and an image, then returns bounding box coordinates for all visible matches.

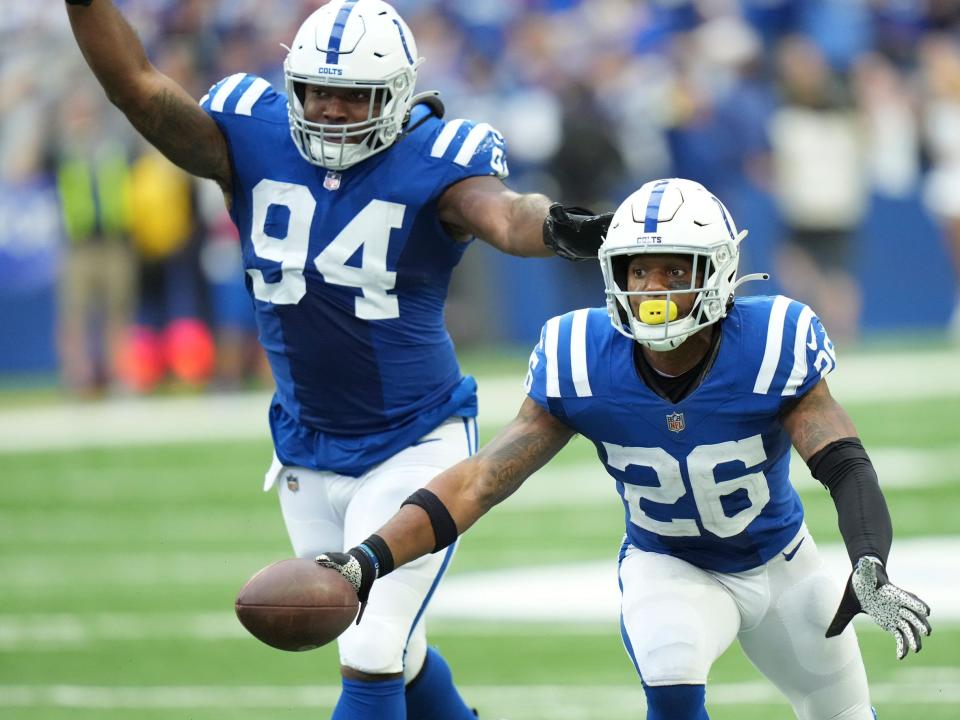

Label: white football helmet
[599,178,767,351]
[284,0,422,170]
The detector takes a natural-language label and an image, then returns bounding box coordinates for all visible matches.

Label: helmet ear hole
[293,82,306,106]
[610,254,633,326]
[612,254,630,293]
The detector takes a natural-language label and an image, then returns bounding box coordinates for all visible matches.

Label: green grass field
[1,352,959,719]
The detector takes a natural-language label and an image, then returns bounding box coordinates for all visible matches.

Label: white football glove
[315,551,366,597]
[826,556,931,660]
[315,549,374,624]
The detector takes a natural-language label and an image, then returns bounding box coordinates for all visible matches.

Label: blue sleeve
[524,323,550,411]
[791,309,837,398]
[199,73,278,132]
[749,297,837,403]
[425,118,510,191]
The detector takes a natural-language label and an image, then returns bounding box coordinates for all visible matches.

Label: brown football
[235,558,359,651]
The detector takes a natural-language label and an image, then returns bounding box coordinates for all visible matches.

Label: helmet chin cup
[308,134,373,171]
[626,297,699,351]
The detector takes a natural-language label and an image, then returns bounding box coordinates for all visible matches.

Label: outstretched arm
[783,379,931,659]
[782,379,890,564]
[383,397,575,566]
[317,398,575,605]
[437,176,611,259]
[66,0,232,191]
[437,176,553,256]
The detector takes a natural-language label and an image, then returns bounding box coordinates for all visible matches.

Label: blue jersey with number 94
[525,297,837,572]
[202,74,508,476]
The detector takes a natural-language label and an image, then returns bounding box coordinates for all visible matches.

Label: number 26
[604,434,771,539]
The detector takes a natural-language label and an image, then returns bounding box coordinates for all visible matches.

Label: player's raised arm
[66,0,231,190]
[783,379,931,659]
[316,398,575,612]
[437,175,613,260]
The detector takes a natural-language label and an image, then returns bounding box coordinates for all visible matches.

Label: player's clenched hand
[317,535,394,624]
[826,556,931,659]
[316,549,375,622]
[543,203,613,261]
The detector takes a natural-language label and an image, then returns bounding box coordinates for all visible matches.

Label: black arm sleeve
[807,437,892,565]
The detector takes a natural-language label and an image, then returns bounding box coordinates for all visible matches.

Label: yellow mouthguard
[639,300,678,325]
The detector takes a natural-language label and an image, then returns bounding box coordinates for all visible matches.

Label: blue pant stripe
[404,417,472,649]
[617,538,643,679]
[462,417,475,456]
[405,543,456,647]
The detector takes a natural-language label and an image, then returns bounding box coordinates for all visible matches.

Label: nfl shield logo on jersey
[323,171,341,191]
[666,411,685,433]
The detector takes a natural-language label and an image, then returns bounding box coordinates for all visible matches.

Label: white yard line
[0,349,958,453]
[429,537,960,623]
[0,681,957,712]
[1,538,958,651]
[0,610,938,650]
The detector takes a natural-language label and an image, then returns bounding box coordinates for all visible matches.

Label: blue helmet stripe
[643,180,670,233]
[392,19,415,65]
[326,0,360,65]
[711,196,736,240]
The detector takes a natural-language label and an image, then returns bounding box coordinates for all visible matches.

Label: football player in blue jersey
[319,179,932,719]
[65,1,612,719]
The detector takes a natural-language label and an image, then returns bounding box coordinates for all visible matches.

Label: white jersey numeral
[249,179,315,305]
[687,436,770,538]
[314,200,404,320]
[248,180,404,320]
[607,445,700,537]
[604,434,771,539]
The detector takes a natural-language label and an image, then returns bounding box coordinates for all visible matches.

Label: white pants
[619,526,873,720]
[265,416,478,679]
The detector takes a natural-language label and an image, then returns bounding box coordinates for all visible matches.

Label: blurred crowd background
[1,0,959,396]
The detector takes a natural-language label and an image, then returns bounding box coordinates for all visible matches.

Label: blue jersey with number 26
[525,296,837,572]
[201,74,509,476]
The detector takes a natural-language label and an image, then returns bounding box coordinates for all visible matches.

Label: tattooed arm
[377,398,576,568]
[785,380,930,659]
[67,1,232,193]
[781,378,858,461]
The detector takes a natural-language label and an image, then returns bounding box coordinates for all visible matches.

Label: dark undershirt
[633,327,723,404]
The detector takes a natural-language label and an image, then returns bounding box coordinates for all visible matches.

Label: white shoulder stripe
[235,77,270,116]
[570,309,592,397]
[545,317,561,398]
[753,295,791,394]
[198,93,210,107]
[454,123,494,166]
[430,119,466,158]
[210,73,246,113]
[782,305,815,396]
